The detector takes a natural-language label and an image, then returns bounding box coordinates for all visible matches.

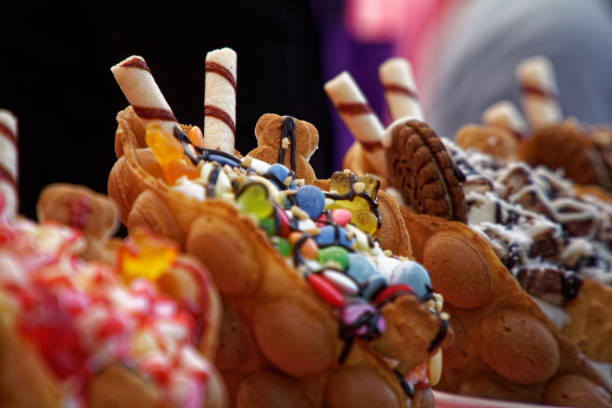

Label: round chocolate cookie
[386,120,468,222]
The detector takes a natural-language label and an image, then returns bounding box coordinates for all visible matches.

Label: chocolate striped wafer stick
[111,56,178,136]
[516,56,562,128]
[0,110,18,218]
[203,48,237,155]
[379,57,424,122]
[325,71,387,176]
[482,100,528,139]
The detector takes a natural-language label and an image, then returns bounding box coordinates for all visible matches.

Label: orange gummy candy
[188,126,205,148]
[145,124,199,185]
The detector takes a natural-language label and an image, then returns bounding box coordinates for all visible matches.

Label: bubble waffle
[0,185,225,408]
[400,208,610,406]
[334,56,612,405]
[109,102,451,408]
[107,49,454,407]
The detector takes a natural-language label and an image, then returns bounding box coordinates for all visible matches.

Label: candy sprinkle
[306,273,345,308]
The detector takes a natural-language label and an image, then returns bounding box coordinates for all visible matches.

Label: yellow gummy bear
[119,228,178,283]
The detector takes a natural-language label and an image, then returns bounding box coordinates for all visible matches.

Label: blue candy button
[389,260,433,300]
[266,163,294,189]
[295,185,326,219]
[362,275,387,300]
[346,253,376,284]
[314,225,355,249]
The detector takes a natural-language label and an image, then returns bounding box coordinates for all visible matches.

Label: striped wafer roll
[516,56,562,128]
[324,71,387,175]
[111,56,178,136]
[203,48,237,155]
[0,110,18,218]
[481,100,528,139]
[379,57,424,122]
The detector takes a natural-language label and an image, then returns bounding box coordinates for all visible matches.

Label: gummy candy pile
[144,119,446,372]
[0,218,210,407]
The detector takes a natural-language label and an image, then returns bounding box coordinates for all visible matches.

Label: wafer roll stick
[203,48,237,155]
[325,71,387,176]
[111,56,178,136]
[379,57,424,122]
[516,56,562,128]
[482,100,528,139]
[0,110,18,218]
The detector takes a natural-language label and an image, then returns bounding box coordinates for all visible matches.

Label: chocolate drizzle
[383,83,419,99]
[0,166,16,187]
[205,61,237,93]
[278,116,297,171]
[427,319,448,353]
[0,122,17,145]
[324,173,382,228]
[133,106,177,122]
[204,105,236,134]
[336,102,372,115]
[207,164,222,198]
[521,84,557,99]
[393,369,415,398]
[338,309,383,364]
[120,56,151,72]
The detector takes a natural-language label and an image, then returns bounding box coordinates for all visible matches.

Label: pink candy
[332,209,352,226]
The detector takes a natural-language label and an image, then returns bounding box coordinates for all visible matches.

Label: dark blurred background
[1,1,340,220]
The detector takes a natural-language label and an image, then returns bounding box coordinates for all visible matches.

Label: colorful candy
[329,196,377,234]
[346,253,377,284]
[266,163,294,189]
[389,261,433,300]
[331,208,352,226]
[275,238,292,257]
[237,183,275,220]
[317,246,350,270]
[362,275,387,300]
[145,123,198,185]
[341,302,386,336]
[374,284,414,305]
[118,229,178,283]
[314,225,354,248]
[322,270,359,295]
[187,126,205,148]
[306,273,345,308]
[295,185,326,219]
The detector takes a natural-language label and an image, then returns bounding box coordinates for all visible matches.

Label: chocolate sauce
[204,105,236,134]
[335,102,373,115]
[120,56,151,72]
[393,370,415,398]
[0,122,17,144]
[560,271,582,301]
[0,165,16,187]
[521,85,558,100]
[207,164,222,197]
[453,165,466,183]
[427,319,449,353]
[338,309,383,364]
[324,173,382,228]
[205,61,237,93]
[278,116,297,171]
[504,243,521,270]
[133,106,177,122]
[383,83,419,99]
